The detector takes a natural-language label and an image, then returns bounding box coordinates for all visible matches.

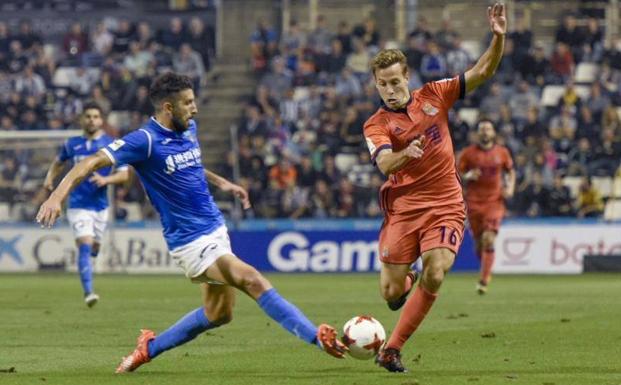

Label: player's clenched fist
[403,135,425,159]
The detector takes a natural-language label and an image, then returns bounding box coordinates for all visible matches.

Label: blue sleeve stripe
[139,128,152,158]
[101,148,116,164]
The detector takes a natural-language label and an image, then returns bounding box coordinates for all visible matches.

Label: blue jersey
[59,134,125,211]
[102,117,224,249]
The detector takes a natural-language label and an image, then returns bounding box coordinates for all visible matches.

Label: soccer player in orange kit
[363,3,507,372]
[458,120,515,295]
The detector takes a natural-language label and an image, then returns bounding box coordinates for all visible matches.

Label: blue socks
[257,288,318,346]
[77,243,93,295]
[148,307,215,359]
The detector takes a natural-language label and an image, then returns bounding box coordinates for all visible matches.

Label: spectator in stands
[310,179,336,218]
[509,80,538,124]
[308,15,332,55]
[17,20,42,52]
[601,105,621,134]
[135,21,155,48]
[419,40,447,82]
[0,22,11,63]
[173,43,205,94]
[92,21,114,56]
[63,22,88,64]
[582,17,604,63]
[586,82,611,123]
[160,17,185,50]
[335,21,353,55]
[250,19,278,72]
[547,173,574,216]
[112,19,134,54]
[404,34,425,73]
[567,137,593,176]
[577,105,601,141]
[296,155,318,189]
[124,41,154,80]
[239,104,268,139]
[353,18,380,49]
[322,38,347,75]
[591,128,621,176]
[260,56,293,99]
[281,178,309,218]
[495,38,519,85]
[550,42,575,83]
[576,177,604,218]
[126,85,153,117]
[90,86,111,116]
[335,66,362,99]
[187,17,214,71]
[509,16,532,62]
[346,38,371,79]
[519,171,549,217]
[7,40,28,73]
[555,13,584,62]
[252,84,278,115]
[446,34,471,77]
[14,66,46,98]
[0,116,16,131]
[69,67,95,97]
[269,157,297,190]
[604,35,621,71]
[520,43,550,86]
[435,19,458,51]
[479,82,504,122]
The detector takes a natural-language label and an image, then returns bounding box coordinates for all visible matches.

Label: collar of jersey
[380,94,413,114]
[150,116,181,138]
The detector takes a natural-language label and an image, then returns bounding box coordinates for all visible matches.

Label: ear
[162,100,174,114]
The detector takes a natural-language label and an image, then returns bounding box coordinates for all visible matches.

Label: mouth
[387,98,398,105]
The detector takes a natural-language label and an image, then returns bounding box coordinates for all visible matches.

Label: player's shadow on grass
[422,366,619,377]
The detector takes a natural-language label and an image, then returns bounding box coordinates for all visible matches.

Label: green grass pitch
[0,273,619,385]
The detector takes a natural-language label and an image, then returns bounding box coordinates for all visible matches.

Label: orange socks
[480,249,495,285]
[386,286,438,351]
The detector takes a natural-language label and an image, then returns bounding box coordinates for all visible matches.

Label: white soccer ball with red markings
[341,315,386,360]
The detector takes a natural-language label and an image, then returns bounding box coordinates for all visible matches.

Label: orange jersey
[457,144,513,206]
[363,75,465,214]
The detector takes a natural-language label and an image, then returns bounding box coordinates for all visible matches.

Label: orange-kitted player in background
[458,119,515,294]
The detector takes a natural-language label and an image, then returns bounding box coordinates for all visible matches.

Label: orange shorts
[467,204,504,239]
[379,202,466,265]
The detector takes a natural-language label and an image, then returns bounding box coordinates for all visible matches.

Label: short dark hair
[149,72,193,106]
[82,102,103,116]
[477,118,495,129]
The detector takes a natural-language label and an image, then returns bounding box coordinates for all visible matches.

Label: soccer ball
[341,315,386,360]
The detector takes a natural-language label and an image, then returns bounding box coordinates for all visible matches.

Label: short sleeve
[363,119,392,163]
[457,149,470,173]
[424,74,465,110]
[503,148,514,171]
[101,129,150,166]
[58,140,71,162]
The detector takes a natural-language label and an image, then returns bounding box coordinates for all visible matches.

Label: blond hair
[370,49,408,76]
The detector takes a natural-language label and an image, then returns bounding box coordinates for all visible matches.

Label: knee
[423,264,446,289]
[240,269,270,297]
[481,233,496,250]
[380,283,403,302]
[205,306,233,326]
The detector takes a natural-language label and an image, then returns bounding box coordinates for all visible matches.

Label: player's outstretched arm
[36,151,112,227]
[203,168,251,209]
[464,2,506,93]
[43,159,66,192]
[376,136,425,176]
[89,168,130,188]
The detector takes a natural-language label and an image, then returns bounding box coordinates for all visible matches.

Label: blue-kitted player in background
[43,103,129,307]
[37,73,347,373]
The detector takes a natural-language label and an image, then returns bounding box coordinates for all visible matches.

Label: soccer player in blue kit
[43,103,129,307]
[37,73,346,373]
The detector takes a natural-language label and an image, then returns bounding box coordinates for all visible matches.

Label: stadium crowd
[1,11,621,222]
[235,12,621,219]
[0,17,213,221]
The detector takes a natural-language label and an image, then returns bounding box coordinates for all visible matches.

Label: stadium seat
[541,85,590,107]
[611,177,621,198]
[574,62,598,83]
[603,199,621,221]
[592,176,612,198]
[562,176,583,198]
[124,203,143,222]
[293,87,310,101]
[335,153,358,173]
[0,203,10,221]
[461,40,482,59]
[108,111,130,128]
[52,67,101,88]
[458,108,479,126]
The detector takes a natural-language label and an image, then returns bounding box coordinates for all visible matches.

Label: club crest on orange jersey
[422,102,439,116]
[382,247,389,257]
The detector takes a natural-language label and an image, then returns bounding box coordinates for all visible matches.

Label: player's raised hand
[464,168,482,181]
[36,195,62,228]
[404,135,425,159]
[89,172,108,187]
[488,2,506,36]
